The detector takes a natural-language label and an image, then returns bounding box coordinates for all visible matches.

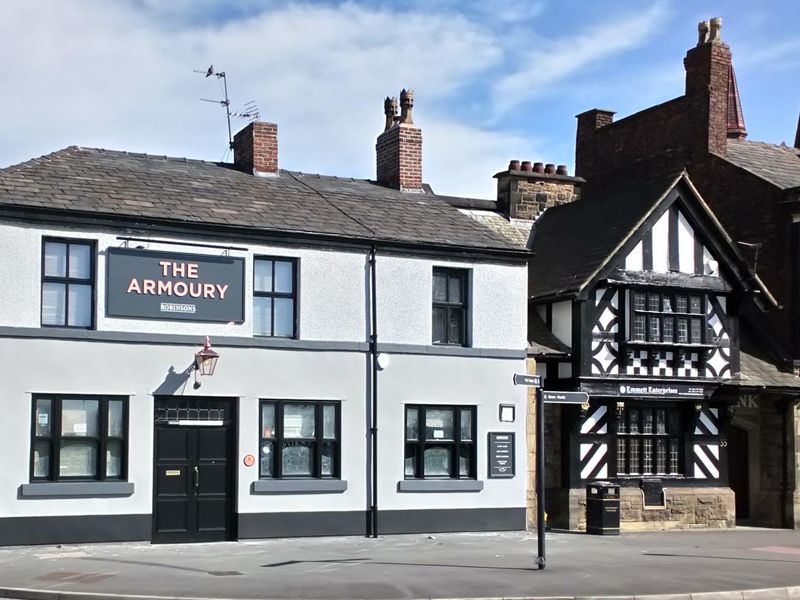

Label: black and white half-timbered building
[528,171,781,530]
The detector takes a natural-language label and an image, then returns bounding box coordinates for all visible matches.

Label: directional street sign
[513,374,542,387]
[542,390,589,404]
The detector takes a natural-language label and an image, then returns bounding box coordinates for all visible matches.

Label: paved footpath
[1,528,800,600]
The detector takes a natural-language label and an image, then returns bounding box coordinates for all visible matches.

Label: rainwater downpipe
[367,246,379,537]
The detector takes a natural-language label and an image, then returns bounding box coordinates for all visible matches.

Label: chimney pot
[509,159,521,171]
[376,89,423,191]
[544,163,556,174]
[556,164,568,175]
[533,162,544,173]
[520,160,532,172]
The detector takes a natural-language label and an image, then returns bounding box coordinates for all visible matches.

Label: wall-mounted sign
[488,432,515,479]
[106,248,245,322]
[617,383,704,398]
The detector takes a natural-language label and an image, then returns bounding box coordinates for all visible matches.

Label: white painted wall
[0,221,527,351]
[0,219,529,525]
[551,300,572,347]
[376,353,527,510]
[0,337,526,518]
[677,212,695,273]
[376,255,527,349]
[621,206,721,277]
[651,209,670,273]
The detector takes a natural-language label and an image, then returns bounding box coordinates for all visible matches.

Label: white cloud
[490,1,670,116]
[0,0,677,199]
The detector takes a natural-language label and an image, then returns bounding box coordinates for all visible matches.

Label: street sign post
[533,387,590,570]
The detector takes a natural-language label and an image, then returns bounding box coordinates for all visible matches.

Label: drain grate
[38,572,115,584]
[207,570,242,576]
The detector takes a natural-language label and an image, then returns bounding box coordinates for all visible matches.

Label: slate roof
[527,311,571,357]
[528,172,681,299]
[723,139,800,191]
[0,147,526,253]
[735,350,800,389]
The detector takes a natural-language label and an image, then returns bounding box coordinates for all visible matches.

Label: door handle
[194,466,199,494]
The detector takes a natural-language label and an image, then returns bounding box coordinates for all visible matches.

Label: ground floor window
[259,400,340,478]
[404,405,476,479]
[31,395,127,481]
[616,405,682,476]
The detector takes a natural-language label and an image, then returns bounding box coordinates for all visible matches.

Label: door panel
[153,401,235,544]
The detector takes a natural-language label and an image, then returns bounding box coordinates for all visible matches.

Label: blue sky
[1,0,798,198]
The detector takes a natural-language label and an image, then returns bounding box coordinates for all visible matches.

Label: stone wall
[549,487,735,531]
[526,357,537,529]
[496,171,583,222]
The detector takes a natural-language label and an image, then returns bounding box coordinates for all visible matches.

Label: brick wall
[575,98,690,181]
[375,124,423,191]
[233,122,278,175]
[689,156,791,354]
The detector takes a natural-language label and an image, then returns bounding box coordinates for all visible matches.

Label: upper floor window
[630,291,705,343]
[404,405,476,479]
[253,257,296,337]
[432,267,468,346]
[259,400,340,479]
[41,239,94,328]
[32,395,127,481]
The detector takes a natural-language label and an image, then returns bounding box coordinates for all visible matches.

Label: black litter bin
[586,481,620,535]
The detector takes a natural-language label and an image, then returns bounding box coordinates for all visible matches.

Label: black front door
[153,398,235,543]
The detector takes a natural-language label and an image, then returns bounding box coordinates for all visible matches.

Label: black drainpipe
[367,246,379,537]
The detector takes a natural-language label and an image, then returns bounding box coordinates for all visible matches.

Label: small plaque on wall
[488,432,515,479]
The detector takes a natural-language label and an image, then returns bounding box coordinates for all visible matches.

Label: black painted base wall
[238,507,526,539]
[0,508,526,546]
[0,514,150,546]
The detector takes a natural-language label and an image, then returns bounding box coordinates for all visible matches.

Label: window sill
[251,479,348,494]
[19,481,134,498]
[398,480,484,493]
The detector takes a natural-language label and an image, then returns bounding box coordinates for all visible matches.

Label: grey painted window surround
[19,481,135,498]
[397,480,484,492]
[251,479,348,494]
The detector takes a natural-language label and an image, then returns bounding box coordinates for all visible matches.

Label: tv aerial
[195,65,260,150]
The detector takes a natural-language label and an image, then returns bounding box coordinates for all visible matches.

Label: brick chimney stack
[575,108,616,178]
[376,89,423,192]
[495,161,585,221]
[683,17,732,156]
[232,121,278,176]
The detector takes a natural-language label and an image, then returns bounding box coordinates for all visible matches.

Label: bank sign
[106,248,245,322]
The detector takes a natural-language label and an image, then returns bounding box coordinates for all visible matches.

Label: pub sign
[106,248,245,322]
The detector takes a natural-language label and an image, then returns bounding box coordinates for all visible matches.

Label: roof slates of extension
[723,139,800,191]
[0,146,525,253]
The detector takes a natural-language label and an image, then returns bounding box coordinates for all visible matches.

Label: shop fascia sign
[106,248,245,322]
[617,383,704,398]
